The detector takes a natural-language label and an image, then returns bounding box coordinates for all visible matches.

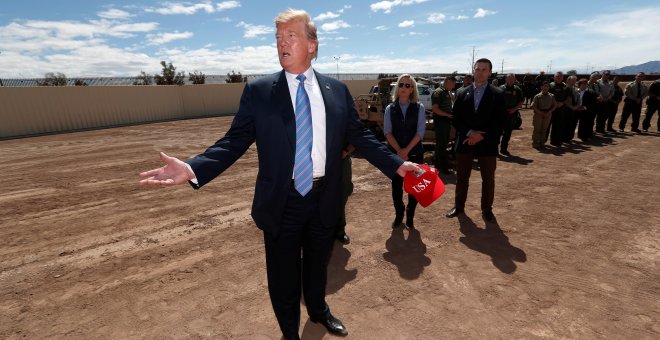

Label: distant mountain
[612,61,660,74]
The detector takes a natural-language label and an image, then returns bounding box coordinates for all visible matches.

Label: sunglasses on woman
[398,83,412,88]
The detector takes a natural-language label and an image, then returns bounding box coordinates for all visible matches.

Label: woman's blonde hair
[274,9,318,59]
[391,74,419,103]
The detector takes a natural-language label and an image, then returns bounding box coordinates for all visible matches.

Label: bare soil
[1,108,658,339]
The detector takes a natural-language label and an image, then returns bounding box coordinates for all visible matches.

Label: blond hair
[274,9,318,59]
[391,74,419,103]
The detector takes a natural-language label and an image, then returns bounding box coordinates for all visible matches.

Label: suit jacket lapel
[476,84,490,113]
[273,70,296,152]
[463,86,475,113]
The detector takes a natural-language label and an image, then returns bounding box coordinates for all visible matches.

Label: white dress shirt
[285,67,327,178]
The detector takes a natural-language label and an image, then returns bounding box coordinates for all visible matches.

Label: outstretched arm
[139,152,196,186]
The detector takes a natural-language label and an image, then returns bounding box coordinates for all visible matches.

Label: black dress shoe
[500,149,511,156]
[336,233,350,245]
[282,335,301,340]
[405,217,415,229]
[311,314,348,336]
[392,214,404,228]
[482,211,495,222]
[445,207,463,218]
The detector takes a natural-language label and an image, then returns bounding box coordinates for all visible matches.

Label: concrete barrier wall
[0,79,376,139]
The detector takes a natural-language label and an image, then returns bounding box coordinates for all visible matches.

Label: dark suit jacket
[187,70,402,236]
[452,83,507,156]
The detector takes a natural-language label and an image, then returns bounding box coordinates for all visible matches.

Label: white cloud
[398,20,415,28]
[236,21,273,38]
[147,31,194,45]
[217,1,241,11]
[147,1,215,15]
[162,45,281,74]
[375,25,388,30]
[370,0,430,14]
[569,7,659,39]
[474,8,497,18]
[108,22,160,37]
[427,13,446,24]
[401,31,427,37]
[320,20,351,32]
[505,38,537,48]
[97,9,133,20]
[451,15,469,20]
[314,11,340,21]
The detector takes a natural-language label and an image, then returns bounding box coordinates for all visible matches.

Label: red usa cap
[403,164,445,207]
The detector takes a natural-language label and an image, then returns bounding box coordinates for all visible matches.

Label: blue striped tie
[294,74,313,196]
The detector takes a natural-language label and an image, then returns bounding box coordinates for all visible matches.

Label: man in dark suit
[446,58,506,222]
[139,9,420,340]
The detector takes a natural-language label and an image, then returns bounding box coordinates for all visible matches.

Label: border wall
[0,80,374,140]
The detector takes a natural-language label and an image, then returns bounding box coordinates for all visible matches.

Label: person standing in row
[432,75,456,173]
[595,71,615,133]
[462,74,473,88]
[548,72,567,147]
[531,82,556,150]
[384,74,426,229]
[562,75,580,143]
[619,72,648,133]
[138,9,421,340]
[642,78,660,132]
[499,73,524,156]
[577,75,601,142]
[446,58,506,222]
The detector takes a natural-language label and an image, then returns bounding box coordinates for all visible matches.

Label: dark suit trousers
[642,101,660,130]
[263,185,334,338]
[500,112,516,151]
[549,106,566,145]
[577,109,596,141]
[595,102,612,131]
[455,153,496,213]
[391,152,423,216]
[619,100,642,130]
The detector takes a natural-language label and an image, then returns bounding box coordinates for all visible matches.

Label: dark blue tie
[294,74,313,196]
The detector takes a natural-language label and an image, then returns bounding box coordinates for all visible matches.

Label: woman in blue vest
[383,74,427,229]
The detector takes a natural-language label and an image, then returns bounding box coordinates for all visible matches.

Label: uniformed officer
[642,78,660,132]
[562,75,580,143]
[532,81,557,149]
[595,70,615,133]
[619,72,649,133]
[548,72,568,146]
[431,75,456,173]
[499,73,524,155]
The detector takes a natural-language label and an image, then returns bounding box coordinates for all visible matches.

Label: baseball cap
[403,164,445,207]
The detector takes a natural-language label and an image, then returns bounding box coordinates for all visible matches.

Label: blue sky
[0,0,658,78]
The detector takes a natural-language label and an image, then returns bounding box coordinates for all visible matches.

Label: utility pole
[333,56,341,80]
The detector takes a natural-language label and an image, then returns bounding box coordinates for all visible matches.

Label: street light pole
[333,56,341,80]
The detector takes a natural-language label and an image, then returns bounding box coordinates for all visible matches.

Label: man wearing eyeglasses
[446,58,507,222]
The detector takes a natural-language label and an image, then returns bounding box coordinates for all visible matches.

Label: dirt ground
[1,108,658,340]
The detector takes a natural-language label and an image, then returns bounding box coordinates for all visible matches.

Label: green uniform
[499,84,524,153]
[431,86,454,172]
